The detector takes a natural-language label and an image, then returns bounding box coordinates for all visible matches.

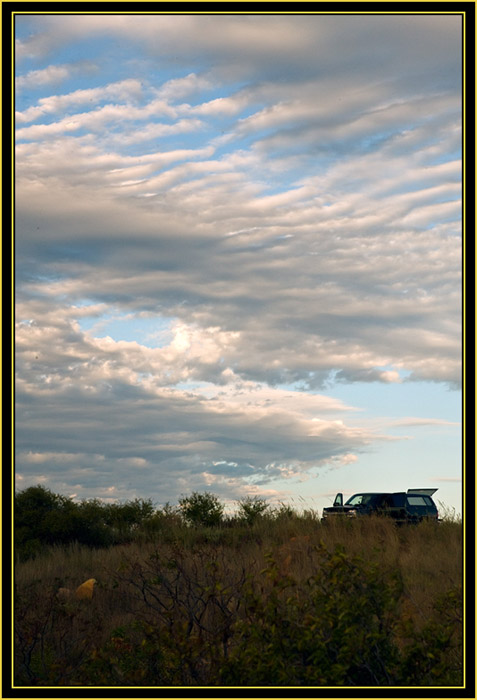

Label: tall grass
[14,512,463,687]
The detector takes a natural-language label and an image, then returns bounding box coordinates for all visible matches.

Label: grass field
[14,509,463,688]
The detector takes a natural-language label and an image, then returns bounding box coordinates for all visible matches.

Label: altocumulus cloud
[14,13,462,508]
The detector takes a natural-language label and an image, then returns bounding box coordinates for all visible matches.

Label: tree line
[15,485,283,560]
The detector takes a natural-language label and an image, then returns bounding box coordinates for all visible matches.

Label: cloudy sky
[15,12,463,515]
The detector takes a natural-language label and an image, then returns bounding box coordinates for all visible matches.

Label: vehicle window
[391,493,405,507]
[346,495,362,506]
[346,494,373,506]
[407,496,427,506]
[374,495,390,508]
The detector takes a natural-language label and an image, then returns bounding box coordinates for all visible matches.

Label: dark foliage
[15,486,154,559]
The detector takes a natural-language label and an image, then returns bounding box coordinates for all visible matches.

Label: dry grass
[13,516,463,686]
[15,516,461,623]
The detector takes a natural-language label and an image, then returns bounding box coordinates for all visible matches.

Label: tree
[236,496,269,525]
[15,485,69,550]
[178,492,224,527]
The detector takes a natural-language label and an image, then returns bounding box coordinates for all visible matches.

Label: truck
[321,488,439,525]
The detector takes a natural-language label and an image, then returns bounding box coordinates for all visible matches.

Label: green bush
[15,486,154,558]
[271,501,295,520]
[138,503,183,540]
[178,492,224,527]
[220,543,462,686]
[79,542,462,687]
[236,496,270,525]
[396,585,463,685]
[14,527,463,686]
[220,542,403,686]
[103,498,155,534]
[15,486,71,557]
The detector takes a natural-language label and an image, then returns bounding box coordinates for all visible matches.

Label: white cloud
[15,299,395,500]
[113,118,204,145]
[16,97,185,140]
[390,418,460,428]
[16,63,72,90]
[190,93,251,117]
[14,13,463,507]
[156,72,215,101]
[15,78,143,123]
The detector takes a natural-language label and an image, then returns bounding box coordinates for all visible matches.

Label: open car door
[407,488,438,497]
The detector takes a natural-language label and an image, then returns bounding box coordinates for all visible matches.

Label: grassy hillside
[14,493,463,688]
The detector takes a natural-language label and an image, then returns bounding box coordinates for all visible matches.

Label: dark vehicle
[321,488,439,525]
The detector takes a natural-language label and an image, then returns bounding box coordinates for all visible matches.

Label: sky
[14,12,463,516]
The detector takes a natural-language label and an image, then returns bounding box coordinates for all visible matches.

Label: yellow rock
[75,578,97,600]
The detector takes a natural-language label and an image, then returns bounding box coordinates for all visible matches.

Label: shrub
[14,486,154,558]
[138,503,183,540]
[14,523,463,686]
[15,486,74,558]
[103,498,155,535]
[178,492,224,527]
[396,585,463,685]
[220,542,404,686]
[236,496,269,525]
[14,578,104,685]
[271,501,295,520]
